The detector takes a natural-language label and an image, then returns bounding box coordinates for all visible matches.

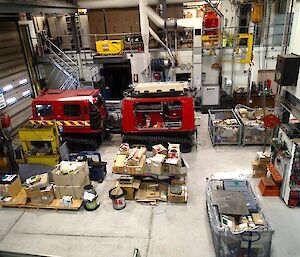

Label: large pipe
[145,5,177,28]
[139,0,150,75]
[149,27,175,61]
[78,0,196,9]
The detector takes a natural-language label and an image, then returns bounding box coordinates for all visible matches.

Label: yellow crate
[96,40,124,55]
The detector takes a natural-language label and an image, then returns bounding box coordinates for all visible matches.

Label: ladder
[43,36,80,90]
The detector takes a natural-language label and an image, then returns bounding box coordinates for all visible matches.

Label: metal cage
[208,109,242,146]
[206,178,274,257]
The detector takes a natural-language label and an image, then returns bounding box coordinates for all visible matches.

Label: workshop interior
[0,0,300,256]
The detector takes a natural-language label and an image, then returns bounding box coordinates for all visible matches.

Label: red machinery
[30,89,107,150]
[121,82,196,152]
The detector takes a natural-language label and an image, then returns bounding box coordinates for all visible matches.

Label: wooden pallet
[0,189,82,211]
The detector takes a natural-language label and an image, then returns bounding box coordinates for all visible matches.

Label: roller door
[0,21,33,134]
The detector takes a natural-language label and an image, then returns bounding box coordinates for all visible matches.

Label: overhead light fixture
[3,84,13,92]
[6,97,16,105]
[19,78,28,85]
[22,90,31,97]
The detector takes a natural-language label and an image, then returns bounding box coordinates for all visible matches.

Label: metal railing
[43,35,80,89]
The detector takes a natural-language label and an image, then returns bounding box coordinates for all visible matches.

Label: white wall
[127,1,282,91]
[127,45,280,91]
[286,0,300,100]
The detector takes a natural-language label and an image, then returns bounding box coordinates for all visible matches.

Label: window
[36,104,52,117]
[238,5,251,34]
[6,97,16,105]
[63,104,81,117]
[3,84,13,92]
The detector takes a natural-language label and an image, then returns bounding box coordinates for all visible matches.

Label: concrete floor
[0,114,300,257]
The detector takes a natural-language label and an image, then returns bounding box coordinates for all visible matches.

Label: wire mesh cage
[234,105,274,146]
[208,109,242,146]
[206,178,274,257]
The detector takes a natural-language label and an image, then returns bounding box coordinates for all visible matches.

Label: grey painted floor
[0,114,300,257]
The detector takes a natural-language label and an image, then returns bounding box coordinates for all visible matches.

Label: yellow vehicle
[96,40,124,55]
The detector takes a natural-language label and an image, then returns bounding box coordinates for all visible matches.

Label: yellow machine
[18,123,60,166]
[96,40,124,55]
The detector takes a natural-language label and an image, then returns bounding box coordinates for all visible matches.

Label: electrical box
[202,84,219,106]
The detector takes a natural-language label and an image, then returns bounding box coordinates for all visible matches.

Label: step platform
[258,177,280,196]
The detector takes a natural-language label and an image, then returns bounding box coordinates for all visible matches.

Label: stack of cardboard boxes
[0,161,90,208]
[52,161,90,200]
[24,173,54,205]
[113,143,188,204]
[150,143,186,175]
[112,143,187,176]
[112,144,147,174]
[0,174,22,202]
[252,152,271,178]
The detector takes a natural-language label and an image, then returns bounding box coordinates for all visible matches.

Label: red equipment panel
[122,96,195,134]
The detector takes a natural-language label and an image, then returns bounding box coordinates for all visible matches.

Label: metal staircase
[43,36,80,89]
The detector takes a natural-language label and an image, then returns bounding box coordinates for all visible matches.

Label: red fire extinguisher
[0,114,11,128]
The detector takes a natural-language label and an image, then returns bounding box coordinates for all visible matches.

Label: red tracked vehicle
[30,89,107,150]
[121,82,196,152]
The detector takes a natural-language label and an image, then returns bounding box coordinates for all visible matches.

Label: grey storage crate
[234,106,274,146]
[206,178,274,257]
[208,109,242,146]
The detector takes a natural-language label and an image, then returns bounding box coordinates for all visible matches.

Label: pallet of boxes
[52,161,90,208]
[0,161,89,210]
[112,143,188,205]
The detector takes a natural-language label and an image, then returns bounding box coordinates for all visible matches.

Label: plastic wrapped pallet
[206,177,274,257]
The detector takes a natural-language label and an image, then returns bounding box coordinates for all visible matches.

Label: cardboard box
[52,161,89,186]
[179,158,189,175]
[150,154,166,175]
[171,178,186,186]
[168,143,180,158]
[252,161,267,178]
[152,144,167,156]
[118,143,130,156]
[53,176,90,199]
[255,152,271,164]
[118,179,141,200]
[165,158,180,174]
[127,147,145,166]
[0,175,22,197]
[126,155,146,175]
[135,181,167,203]
[61,196,73,206]
[221,215,236,229]
[252,213,264,225]
[168,185,188,203]
[28,185,54,205]
[112,154,127,174]
[25,173,49,190]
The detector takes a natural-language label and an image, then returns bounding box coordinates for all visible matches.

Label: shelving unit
[272,128,300,206]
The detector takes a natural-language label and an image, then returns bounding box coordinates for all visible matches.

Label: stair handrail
[43,35,79,68]
[48,55,73,77]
